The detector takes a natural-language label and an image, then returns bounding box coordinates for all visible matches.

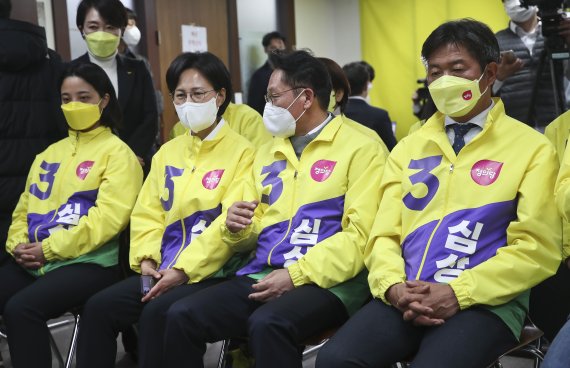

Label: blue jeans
[543,317,570,368]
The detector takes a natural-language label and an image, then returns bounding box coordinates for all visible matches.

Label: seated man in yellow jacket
[317,19,561,368]
[542,120,570,368]
[162,50,387,368]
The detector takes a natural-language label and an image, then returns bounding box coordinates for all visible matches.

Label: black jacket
[496,27,563,127]
[71,53,158,169]
[344,98,397,151]
[247,61,272,115]
[0,19,67,262]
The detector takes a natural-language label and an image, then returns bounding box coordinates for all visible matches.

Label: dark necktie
[451,123,477,155]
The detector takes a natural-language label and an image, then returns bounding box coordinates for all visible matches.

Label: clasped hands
[140,259,189,302]
[386,280,460,326]
[13,242,46,269]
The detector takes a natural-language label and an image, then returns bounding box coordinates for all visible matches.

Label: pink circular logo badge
[462,90,472,100]
[470,160,503,186]
[310,160,337,182]
[202,169,225,190]
[76,161,94,180]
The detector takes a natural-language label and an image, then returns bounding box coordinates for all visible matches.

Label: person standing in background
[495,0,570,130]
[246,31,286,115]
[0,0,66,267]
[343,61,397,151]
[71,0,157,175]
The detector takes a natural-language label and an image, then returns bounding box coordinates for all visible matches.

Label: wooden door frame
[52,0,70,61]
[276,0,296,49]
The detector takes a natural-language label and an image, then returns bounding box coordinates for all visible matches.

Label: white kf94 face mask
[174,94,219,133]
[262,89,307,138]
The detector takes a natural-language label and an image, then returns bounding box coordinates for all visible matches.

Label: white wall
[236,0,278,98]
[37,0,55,49]
[294,0,361,67]
[67,0,134,60]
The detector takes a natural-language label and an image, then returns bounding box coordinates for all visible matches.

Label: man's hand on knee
[249,269,294,302]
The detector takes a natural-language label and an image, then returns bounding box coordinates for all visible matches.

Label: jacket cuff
[287,263,310,287]
[376,276,407,304]
[220,223,251,244]
[41,240,59,262]
[6,237,29,255]
[449,278,473,310]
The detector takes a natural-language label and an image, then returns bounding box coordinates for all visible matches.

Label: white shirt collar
[509,20,541,37]
[348,96,368,103]
[204,118,225,141]
[306,113,333,135]
[444,100,495,129]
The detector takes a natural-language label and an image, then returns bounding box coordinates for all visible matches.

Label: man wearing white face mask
[162,50,387,368]
[316,19,561,368]
[495,0,570,129]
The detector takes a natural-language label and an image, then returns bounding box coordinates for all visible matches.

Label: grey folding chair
[0,308,81,368]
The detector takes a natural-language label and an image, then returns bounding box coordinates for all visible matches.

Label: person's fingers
[226,221,247,232]
[402,309,420,321]
[251,280,270,291]
[141,281,165,302]
[228,213,253,225]
[248,289,273,302]
[397,293,429,308]
[412,315,445,326]
[19,254,36,261]
[230,207,255,220]
[144,269,161,279]
[406,300,433,316]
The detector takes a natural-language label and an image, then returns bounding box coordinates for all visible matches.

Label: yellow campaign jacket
[129,121,255,282]
[222,115,386,313]
[340,114,389,155]
[169,102,271,148]
[407,120,425,135]
[7,126,143,276]
[366,99,561,335]
[546,112,570,260]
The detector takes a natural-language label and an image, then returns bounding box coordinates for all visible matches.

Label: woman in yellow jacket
[0,62,142,368]
[75,52,255,368]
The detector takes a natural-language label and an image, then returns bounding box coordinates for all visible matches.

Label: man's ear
[485,62,498,85]
[302,88,315,110]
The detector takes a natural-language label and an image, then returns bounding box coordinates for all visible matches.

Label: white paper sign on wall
[181,25,208,52]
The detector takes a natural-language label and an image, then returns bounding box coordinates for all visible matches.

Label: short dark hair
[0,0,11,19]
[421,18,500,71]
[343,62,369,96]
[166,52,233,117]
[61,62,122,129]
[125,7,137,22]
[76,0,128,30]
[359,61,375,82]
[262,31,286,48]
[269,50,331,112]
[318,57,350,113]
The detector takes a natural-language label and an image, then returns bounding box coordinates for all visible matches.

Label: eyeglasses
[264,87,306,105]
[172,89,215,105]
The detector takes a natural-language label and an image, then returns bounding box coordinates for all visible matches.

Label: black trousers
[163,275,348,368]
[0,257,119,368]
[75,275,223,368]
[315,298,517,368]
